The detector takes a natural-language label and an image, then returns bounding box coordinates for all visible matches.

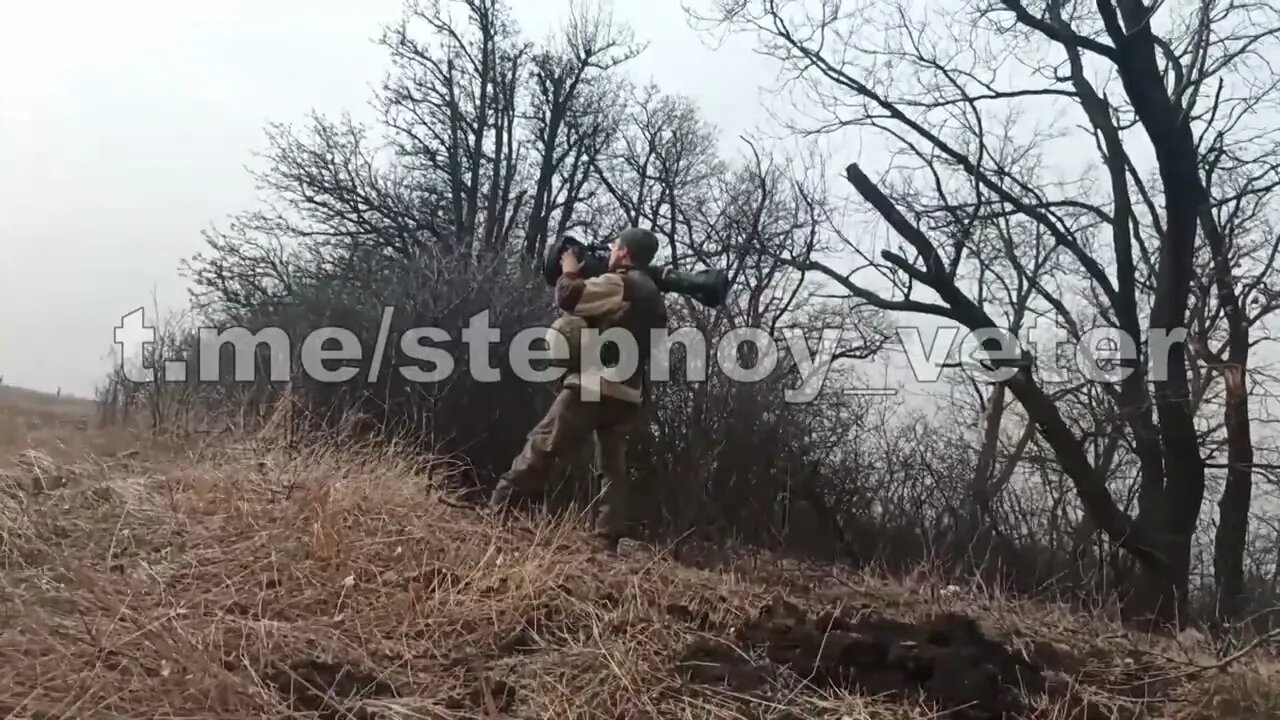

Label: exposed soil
[676,595,1059,719]
[264,659,399,719]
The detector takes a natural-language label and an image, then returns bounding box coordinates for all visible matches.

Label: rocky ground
[1,387,1278,719]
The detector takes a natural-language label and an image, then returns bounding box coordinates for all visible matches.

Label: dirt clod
[676,636,776,691]
[678,594,1052,719]
[264,659,398,719]
[445,675,518,713]
[496,626,539,654]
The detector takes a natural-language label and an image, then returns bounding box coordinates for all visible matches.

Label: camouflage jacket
[553,265,668,403]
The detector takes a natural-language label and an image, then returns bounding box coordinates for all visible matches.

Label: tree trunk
[1213,364,1253,624]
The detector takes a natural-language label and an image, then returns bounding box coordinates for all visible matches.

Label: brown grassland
[1,384,1278,719]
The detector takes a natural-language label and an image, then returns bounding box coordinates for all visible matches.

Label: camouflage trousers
[488,385,643,539]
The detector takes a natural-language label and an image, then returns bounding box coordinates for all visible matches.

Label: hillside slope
[0,387,1277,719]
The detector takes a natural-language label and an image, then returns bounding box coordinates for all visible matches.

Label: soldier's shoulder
[620,268,660,296]
[621,266,658,285]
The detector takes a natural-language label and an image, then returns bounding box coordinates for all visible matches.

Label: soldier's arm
[555,270,625,318]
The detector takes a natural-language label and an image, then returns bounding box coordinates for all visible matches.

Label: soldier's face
[608,237,628,267]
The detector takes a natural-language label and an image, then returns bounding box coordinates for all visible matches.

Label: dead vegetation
[1,396,1277,719]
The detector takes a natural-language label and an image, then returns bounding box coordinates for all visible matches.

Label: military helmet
[614,227,659,266]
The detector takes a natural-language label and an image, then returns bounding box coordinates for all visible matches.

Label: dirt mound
[265,659,399,719]
[677,595,1057,719]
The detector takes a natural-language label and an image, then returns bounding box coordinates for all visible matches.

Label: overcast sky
[0,0,786,397]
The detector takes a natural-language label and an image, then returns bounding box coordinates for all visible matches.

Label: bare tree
[522,0,643,259]
[376,0,529,254]
[1188,152,1280,622]
[693,0,1280,627]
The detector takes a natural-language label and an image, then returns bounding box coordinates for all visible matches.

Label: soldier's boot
[588,532,620,554]
[486,478,537,519]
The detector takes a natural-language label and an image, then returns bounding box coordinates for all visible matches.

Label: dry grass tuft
[1,388,1277,719]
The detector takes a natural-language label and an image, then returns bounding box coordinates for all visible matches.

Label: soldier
[488,227,668,551]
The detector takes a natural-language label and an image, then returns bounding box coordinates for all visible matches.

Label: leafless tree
[376,0,528,254]
[521,0,644,259]
[692,0,1280,627]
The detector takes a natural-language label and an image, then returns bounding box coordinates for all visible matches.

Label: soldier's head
[608,227,659,269]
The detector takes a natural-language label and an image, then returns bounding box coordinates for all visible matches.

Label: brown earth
[678,600,1047,719]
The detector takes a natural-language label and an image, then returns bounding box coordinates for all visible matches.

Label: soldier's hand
[561,249,581,274]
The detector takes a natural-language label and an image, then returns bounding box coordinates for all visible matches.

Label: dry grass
[0,384,95,452]
[1,386,1278,719]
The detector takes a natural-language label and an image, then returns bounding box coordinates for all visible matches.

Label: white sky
[0,0,782,397]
